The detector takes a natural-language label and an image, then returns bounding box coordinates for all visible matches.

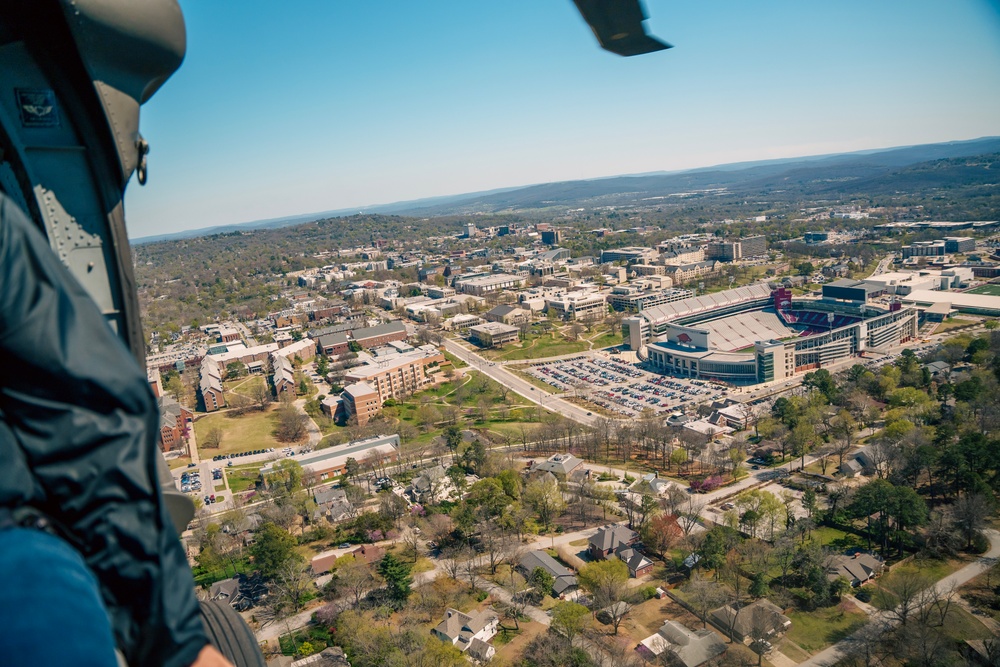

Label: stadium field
[966,284,1000,296]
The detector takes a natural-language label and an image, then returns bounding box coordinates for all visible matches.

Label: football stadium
[622,282,918,384]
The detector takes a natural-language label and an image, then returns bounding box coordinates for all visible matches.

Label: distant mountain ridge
[132,136,1000,243]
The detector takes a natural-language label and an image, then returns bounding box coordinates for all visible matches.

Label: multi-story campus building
[544,291,607,321]
[343,345,445,404]
[468,322,520,348]
[454,273,526,296]
[260,434,400,480]
[607,286,693,313]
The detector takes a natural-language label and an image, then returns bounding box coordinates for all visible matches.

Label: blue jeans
[0,527,118,666]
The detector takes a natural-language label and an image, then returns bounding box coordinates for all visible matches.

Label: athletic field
[966,284,1000,296]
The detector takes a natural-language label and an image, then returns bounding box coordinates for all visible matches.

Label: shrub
[637,586,658,601]
[475,590,489,602]
[970,532,990,554]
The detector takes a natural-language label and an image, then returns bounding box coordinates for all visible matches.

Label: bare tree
[203,425,224,450]
[400,521,423,563]
[682,572,724,628]
[270,559,315,615]
[463,553,484,593]
[440,545,469,581]
[952,493,992,549]
[872,569,934,627]
[250,381,272,411]
[331,555,376,608]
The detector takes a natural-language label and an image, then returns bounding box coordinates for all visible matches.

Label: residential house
[636,620,727,667]
[432,608,499,653]
[588,524,639,560]
[210,578,242,608]
[410,464,450,503]
[839,458,864,478]
[518,550,578,598]
[824,551,885,587]
[314,487,352,522]
[310,552,339,577]
[351,544,384,565]
[631,473,678,496]
[614,545,655,578]
[466,639,495,663]
[710,600,791,642]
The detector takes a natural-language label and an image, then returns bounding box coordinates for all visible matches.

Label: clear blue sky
[124,0,1000,238]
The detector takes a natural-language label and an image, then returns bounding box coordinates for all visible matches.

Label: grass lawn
[809,525,864,551]
[442,351,467,368]
[777,640,811,663]
[223,375,265,397]
[511,368,565,393]
[958,561,1000,624]
[941,605,995,641]
[225,464,264,492]
[167,455,192,469]
[494,621,546,661]
[486,332,590,361]
[786,603,867,653]
[195,407,284,456]
[590,331,623,349]
[933,317,979,333]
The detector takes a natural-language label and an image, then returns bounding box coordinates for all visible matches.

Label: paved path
[294,397,323,447]
[443,338,599,426]
[798,529,1000,667]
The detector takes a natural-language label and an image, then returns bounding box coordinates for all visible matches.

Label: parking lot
[526,354,728,417]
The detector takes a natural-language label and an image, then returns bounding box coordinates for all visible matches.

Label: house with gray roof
[710,599,791,642]
[410,464,450,503]
[534,453,584,477]
[432,608,498,653]
[636,620,727,667]
[518,550,578,597]
[824,551,885,587]
[588,524,639,560]
[614,545,655,578]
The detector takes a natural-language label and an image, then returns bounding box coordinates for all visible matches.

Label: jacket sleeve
[0,195,208,667]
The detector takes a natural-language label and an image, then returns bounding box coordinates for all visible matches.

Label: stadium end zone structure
[623,283,918,385]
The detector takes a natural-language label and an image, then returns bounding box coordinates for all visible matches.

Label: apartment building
[341,381,381,426]
[343,345,445,404]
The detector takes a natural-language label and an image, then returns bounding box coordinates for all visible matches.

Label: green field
[194,407,283,455]
[966,284,1000,296]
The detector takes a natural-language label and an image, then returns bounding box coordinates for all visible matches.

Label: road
[443,338,599,427]
[233,320,259,347]
[799,528,1000,667]
[868,253,896,278]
